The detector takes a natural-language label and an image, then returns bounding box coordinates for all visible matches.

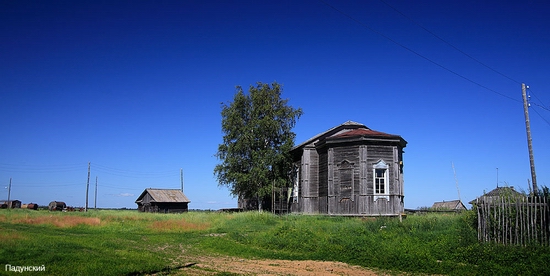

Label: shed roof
[469,186,525,204]
[483,186,523,197]
[135,189,190,203]
[432,200,466,210]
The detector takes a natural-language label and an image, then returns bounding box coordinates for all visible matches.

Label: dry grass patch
[150,219,210,232]
[11,215,101,228]
[0,230,25,244]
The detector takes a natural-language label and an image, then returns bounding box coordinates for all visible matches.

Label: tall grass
[0,209,216,275]
[202,211,550,275]
[1,209,549,275]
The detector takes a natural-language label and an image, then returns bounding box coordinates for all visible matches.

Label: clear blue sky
[1,0,549,210]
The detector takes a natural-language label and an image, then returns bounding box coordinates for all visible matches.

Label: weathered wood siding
[301,147,319,213]
[142,193,153,204]
[328,144,403,215]
[318,148,328,213]
[329,145,360,214]
[291,123,406,216]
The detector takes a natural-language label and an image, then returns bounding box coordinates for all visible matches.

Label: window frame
[373,160,389,201]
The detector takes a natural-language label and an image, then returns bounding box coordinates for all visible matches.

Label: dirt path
[171,255,384,275]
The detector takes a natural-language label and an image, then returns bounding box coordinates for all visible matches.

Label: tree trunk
[257,194,262,212]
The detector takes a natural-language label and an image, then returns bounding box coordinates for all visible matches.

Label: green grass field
[1,209,549,275]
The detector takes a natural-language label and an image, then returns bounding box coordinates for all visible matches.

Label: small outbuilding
[49,201,66,211]
[431,200,467,211]
[0,200,21,209]
[135,188,190,213]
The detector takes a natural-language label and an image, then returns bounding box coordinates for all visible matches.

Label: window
[375,169,386,194]
[373,160,389,199]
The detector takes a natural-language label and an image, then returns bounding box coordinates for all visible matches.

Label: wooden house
[135,188,190,213]
[290,121,407,216]
[431,200,467,211]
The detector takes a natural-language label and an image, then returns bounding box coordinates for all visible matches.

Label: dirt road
[172,255,382,275]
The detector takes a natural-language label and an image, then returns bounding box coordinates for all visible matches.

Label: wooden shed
[290,121,407,216]
[431,200,467,211]
[0,200,21,209]
[135,188,190,213]
[48,201,66,211]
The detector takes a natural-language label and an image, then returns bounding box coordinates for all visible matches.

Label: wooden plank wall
[294,143,404,216]
[301,147,319,213]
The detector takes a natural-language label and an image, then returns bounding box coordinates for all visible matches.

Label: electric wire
[531,106,550,129]
[318,0,521,104]
[1,162,180,192]
[377,0,550,114]
[378,0,522,86]
[0,163,87,173]
[528,90,550,112]
[93,163,179,178]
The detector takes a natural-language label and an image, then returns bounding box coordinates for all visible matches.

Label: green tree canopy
[214,82,303,210]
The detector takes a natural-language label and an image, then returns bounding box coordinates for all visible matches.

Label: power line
[318,0,521,104]
[0,163,86,173]
[528,89,550,112]
[93,163,179,178]
[531,106,550,128]
[378,0,522,86]
[97,184,147,191]
[530,101,550,112]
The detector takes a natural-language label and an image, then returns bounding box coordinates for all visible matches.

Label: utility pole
[94,176,98,210]
[522,83,538,193]
[180,168,184,193]
[86,162,90,212]
[496,168,499,188]
[452,162,461,201]
[7,178,11,209]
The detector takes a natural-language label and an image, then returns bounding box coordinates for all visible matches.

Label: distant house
[135,188,190,213]
[431,200,467,211]
[470,186,525,205]
[0,200,21,209]
[290,121,407,216]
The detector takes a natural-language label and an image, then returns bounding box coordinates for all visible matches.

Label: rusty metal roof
[328,128,397,139]
[292,121,406,152]
[136,188,190,203]
[292,121,368,150]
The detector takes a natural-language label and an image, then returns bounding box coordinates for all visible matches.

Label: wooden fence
[475,196,550,246]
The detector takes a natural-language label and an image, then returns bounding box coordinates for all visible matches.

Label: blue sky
[1,0,549,210]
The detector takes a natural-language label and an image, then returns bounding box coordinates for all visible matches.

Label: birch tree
[214,82,303,211]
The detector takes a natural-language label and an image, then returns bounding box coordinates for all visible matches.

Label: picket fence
[475,196,550,246]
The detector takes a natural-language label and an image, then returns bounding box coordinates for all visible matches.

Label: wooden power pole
[521,83,538,193]
[94,176,98,210]
[86,162,90,212]
[7,178,11,209]
[180,168,184,193]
